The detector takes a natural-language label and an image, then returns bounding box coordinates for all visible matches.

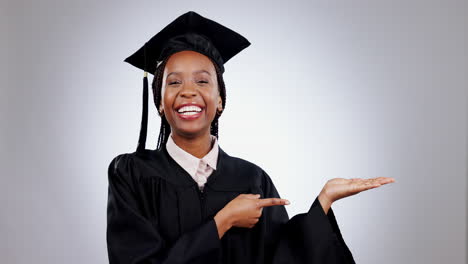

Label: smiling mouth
[179,111,202,116]
[177,105,203,115]
[175,104,204,119]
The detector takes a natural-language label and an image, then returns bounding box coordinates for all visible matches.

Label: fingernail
[285,200,290,205]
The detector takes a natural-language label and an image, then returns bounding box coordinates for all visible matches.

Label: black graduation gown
[106,145,356,264]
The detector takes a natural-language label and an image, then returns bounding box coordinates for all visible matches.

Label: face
[160,50,222,138]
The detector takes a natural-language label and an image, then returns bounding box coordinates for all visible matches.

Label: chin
[175,125,210,138]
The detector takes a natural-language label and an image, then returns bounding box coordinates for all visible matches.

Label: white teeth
[180,112,199,116]
[177,105,202,113]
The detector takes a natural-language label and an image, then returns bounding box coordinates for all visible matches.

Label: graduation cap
[124,11,251,153]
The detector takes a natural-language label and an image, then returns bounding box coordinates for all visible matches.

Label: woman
[106,11,394,264]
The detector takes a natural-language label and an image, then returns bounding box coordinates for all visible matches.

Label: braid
[152,55,226,149]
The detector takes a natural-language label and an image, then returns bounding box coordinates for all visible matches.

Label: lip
[175,103,205,111]
[176,109,204,120]
[174,103,205,120]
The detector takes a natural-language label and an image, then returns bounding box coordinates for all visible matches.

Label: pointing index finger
[257,198,290,208]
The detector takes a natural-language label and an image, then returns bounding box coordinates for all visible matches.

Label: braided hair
[151,55,227,150]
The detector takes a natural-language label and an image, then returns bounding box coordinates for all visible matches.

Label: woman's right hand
[214,194,290,238]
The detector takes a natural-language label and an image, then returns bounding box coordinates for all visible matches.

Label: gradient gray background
[1,0,467,263]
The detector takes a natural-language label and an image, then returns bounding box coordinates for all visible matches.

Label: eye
[168,81,181,85]
[197,80,209,84]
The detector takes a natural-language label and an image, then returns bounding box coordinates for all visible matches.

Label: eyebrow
[167,70,211,78]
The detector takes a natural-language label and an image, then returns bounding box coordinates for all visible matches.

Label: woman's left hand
[318,177,395,214]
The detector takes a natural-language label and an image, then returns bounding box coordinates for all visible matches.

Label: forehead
[164,50,216,74]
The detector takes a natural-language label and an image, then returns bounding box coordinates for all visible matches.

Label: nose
[179,82,197,98]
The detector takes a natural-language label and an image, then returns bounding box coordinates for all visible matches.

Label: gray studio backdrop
[1,0,467,263]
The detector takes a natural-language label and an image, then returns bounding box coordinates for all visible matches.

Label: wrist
[319,188,334,204]
[318,192,332,215]
[219,209,234,228]
[214,209,233,238]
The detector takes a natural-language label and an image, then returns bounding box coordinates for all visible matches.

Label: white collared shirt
[166,132,219,191]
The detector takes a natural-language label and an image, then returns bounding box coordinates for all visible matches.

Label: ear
[217,95,223,111]
[159,103,164,115]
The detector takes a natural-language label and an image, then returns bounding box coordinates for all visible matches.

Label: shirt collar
[166,132,219,177]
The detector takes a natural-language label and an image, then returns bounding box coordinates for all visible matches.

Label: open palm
[322,177,395,203]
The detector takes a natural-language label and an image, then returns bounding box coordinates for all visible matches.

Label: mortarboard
[124,11,251,153]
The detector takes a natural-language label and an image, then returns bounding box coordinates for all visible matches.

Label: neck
[171,130,213,159]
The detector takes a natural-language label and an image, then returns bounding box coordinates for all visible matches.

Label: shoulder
[226,155,263,172]
[221,149,264,174]
[107,150,147,172]
[107,149,168,182]
[219,148,273,188]
[107,152,137,182]
[107,152,132,174]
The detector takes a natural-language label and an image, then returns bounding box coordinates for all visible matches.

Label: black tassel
[136,72,149,153]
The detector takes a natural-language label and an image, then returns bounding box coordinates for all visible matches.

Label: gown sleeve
[260,171,356,264]
[106,154,221,264]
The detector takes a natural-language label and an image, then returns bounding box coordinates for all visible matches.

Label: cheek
[159,86,166,108]
[203,91,219,111]
[162,88,175,105]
